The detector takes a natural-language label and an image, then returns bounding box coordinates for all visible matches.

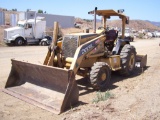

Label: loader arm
[44,22,59,66]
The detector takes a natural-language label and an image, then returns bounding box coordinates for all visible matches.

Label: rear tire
[90,62,111,90]
[41,41,47,46]
[15,38,23,46]
[119,44,136,76]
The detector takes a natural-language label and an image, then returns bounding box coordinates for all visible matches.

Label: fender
[41,38,48,42]
[112,39,130,55]
[11,34,25,41]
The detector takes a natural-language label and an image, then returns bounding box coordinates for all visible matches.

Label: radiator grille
[4,30,7,39]
[62,36,78,58]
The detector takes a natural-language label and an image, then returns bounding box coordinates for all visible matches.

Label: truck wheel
[90,62,111,90]
[131,37,134,42]
[15,38,23,46]
[119,44,136,76]
[41,41,47,46]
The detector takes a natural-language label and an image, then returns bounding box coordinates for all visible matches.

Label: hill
[75,18,160,31]
[106,20,160,31]
[146,20,160,27]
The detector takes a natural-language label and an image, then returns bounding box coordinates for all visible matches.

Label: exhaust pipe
[93,7,97,33]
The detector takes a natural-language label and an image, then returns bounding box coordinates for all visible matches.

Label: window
[18,24,24,28]
[25,23,32,29]
[28,24,32,28]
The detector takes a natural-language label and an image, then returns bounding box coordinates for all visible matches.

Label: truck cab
[4,18,46,46]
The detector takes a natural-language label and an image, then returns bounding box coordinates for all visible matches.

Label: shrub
[139,33,144,39]
[92,91,114,103]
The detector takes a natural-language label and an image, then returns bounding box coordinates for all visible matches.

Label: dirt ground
[0,38,160,120]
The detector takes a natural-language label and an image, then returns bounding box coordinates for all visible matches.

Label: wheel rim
[129,53,135,70]
[101,73,107,81]
[42,42,46,46]
[99,68,108,86]
[18,40,23,45]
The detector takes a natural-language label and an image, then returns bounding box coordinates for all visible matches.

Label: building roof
[18,19,42,24]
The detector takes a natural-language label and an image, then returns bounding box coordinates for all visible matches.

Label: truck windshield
[17,24,24,28]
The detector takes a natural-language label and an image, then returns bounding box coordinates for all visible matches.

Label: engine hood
[65,33,99,45]
[5,26,24,32]
[4,26,24,40]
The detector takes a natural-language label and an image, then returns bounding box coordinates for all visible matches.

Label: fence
[0,12,5,25]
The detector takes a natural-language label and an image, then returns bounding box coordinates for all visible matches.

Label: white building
[26,12,74,28]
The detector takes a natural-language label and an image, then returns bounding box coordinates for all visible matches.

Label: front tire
[119,44,136,76]
[15,38,23,46]
[90,62,111,90]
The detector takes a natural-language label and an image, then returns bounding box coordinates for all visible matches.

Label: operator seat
[105,30,118,51]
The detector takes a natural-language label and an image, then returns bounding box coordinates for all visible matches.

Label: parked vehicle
[118,28,134,41]
[3,17,48,46]
[154,31,160,37]
[152,32,156,37]
[40,36,52,46]
[74,22,82,28]
[2,8,147,114]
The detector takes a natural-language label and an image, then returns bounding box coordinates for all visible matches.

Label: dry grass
[0,27,3,40]
[0,26,5,46]
[61,28,85,34]
[45,27,86,37]
[0,25,11,46]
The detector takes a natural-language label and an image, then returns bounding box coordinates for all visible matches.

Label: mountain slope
[106,20,160,31]
[75,18,160,31]
[146,20,160,27]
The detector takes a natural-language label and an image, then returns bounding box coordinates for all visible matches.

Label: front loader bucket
[2,59,79,114]
[136,54,147,68]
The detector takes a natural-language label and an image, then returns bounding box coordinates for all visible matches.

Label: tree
[38,9,43,13]
[12,8,17,11]
[27,9,31,12]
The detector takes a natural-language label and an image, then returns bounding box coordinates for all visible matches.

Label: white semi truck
[3,18,49,46]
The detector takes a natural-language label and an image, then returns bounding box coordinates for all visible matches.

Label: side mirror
[126,16,129,24]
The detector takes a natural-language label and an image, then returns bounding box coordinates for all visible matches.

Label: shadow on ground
[65,66,150,111]
[76,66,150,95]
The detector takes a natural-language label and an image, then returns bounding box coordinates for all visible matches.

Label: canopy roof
[88,9,127,18]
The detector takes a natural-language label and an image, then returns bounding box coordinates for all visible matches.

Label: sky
[0,0,160,22]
